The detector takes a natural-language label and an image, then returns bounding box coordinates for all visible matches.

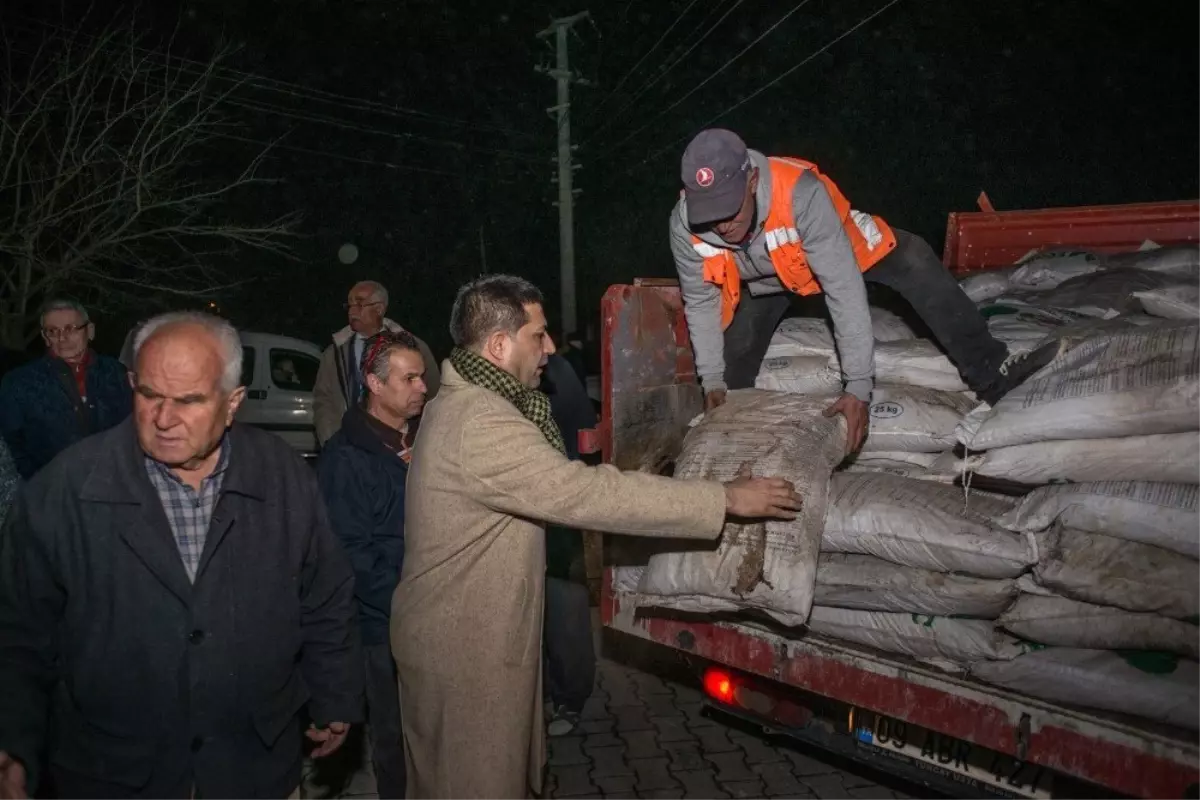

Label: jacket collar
[80,419,268,504]
[339,406,410,459]
[331,318,406,347]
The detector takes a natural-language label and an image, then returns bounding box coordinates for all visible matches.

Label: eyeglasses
[343,301,383,311]
[42,323,89,339]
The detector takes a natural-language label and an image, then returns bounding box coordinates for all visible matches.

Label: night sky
[3,0,1197,357]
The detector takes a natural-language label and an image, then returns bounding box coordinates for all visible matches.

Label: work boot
[977,340,1063,406]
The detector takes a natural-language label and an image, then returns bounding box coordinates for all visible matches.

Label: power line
[211,132,471,177]
[222,96,545,162]
[613,0,907,179]
[594,0,817,158]
[0,42,548,164]
[582,0,744,146]
[688,0,905,141]
[3,14,543,142]
[581,0,702,127]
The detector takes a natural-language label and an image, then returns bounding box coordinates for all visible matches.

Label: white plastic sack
[757,345,972,395]
[872,339,968,391]
[998,594,1199,659]
[822,473,1035,578]
[764,309,916,356]
[1135,284,1200,320]
[1015,574,1056,597]
[755,356,842,394]
[998,481,1199,559]
[839,452,956,483]
[970,649,1199,731]
[764,317,835,360]
[960,270,1014,304]
[935,432,1200,485]
[814,554,1017,618]
[1107,245,1200,277]
[638,390,847,626]
[860,385,976,453]
[807,607,1026,672]
[839,451,955,483]
[612,565,645,595]
[849,451,940,469]
[957,320,1200,451]
[1033,527,1199,620]
[762,344,970,394]
[1009,251,1103,291]
[762,318,966,392]
[1029,268,1191,318]
[985,314,1057,355]
[981,304,1094,355]
[870,307,917,342]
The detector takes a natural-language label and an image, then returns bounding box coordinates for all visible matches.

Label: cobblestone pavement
[306,652,923,800]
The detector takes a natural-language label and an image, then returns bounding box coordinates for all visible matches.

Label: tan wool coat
[391,362,727,799]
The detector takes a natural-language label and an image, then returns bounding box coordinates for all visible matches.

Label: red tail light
[703,667,737,704]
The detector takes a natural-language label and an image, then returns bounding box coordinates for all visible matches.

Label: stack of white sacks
[632,244,1200,731]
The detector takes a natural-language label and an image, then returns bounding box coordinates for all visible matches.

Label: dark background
[3,0,1197,359]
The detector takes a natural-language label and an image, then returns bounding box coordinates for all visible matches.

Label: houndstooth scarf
[450,347,566,455]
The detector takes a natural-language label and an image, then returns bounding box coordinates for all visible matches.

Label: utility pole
[537,11,589,336]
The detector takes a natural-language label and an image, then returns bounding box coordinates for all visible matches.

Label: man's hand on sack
[723,476,803,520]
[824,393,868,453]
[704,389,727,411]
[0,752,27,800]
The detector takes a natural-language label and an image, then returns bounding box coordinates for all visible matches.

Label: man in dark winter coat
[0,299,131,478]
[0,311,362,799]
[318,330,429,799]
[540,353,599,737]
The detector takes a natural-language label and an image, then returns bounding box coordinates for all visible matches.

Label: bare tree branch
[0,16,297,348]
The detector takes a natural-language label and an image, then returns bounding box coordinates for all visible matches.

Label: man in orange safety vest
[669,128,1057,451]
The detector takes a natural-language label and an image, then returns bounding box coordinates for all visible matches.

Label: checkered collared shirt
[144,439,231,583]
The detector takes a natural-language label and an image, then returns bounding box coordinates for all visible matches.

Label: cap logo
[695,167,714,188]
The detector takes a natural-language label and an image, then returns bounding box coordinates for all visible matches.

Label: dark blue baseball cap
[681,129,751,227]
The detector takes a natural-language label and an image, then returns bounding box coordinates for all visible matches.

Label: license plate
[852,709,1053,798]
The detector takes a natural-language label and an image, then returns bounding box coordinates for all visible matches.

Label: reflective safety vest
[692,157,897,330]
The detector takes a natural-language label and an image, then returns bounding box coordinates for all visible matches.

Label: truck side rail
[942,199,1199,274]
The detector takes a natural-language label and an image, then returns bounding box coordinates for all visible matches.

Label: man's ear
[364,372,384,395]
[225,386,247,425]
[484,329,510,363]
[748,167,760,193]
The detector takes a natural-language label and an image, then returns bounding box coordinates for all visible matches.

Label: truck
[581,199,1200,799]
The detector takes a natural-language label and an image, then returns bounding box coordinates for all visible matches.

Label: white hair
[39,298,90,326]
[133,311,244,393]
[354,280,389,308]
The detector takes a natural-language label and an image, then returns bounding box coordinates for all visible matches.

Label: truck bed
[584,200,1200,799]
[602,567,1198,798]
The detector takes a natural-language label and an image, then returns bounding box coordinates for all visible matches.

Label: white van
[236,331,324,459]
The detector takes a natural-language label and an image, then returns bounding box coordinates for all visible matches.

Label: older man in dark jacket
[318,330,428,799]
[0,299,131,478]
[0,311,362,799]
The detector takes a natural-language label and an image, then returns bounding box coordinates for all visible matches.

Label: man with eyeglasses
[0,298,131,478]
[314,281,440,446]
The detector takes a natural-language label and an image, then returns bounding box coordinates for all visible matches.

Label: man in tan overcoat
[392,274,802,799]
[313,280,440,445]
